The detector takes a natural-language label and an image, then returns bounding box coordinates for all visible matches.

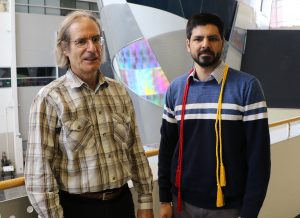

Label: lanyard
[175,64,229,211]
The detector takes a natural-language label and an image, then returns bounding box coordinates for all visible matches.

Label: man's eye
[91,36,100,43]
[76,39,87,45]
[194,38,203,42]
[209,37,219,41]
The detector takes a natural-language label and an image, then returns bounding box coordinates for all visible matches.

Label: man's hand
[137,209,154,218]
[160,203,173,218]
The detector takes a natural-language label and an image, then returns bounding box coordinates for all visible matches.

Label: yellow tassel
[216,185,225,207]
[220,164,226,187]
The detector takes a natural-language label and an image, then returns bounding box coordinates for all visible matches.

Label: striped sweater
[158,65,271,218]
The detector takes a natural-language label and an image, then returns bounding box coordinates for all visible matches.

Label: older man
[25,11,153,218]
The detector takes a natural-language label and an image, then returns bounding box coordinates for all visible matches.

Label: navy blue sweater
[158,67,271,218]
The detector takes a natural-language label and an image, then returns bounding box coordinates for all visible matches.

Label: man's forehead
[191,24,220,36]
[69,20,101,38]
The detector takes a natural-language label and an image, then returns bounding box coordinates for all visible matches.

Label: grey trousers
[172,196,240,218]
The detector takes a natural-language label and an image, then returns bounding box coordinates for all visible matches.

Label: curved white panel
[100,3,142,60]
[128,3,187,39]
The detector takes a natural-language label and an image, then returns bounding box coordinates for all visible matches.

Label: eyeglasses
[70,35,104,48]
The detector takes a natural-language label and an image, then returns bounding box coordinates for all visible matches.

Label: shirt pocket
[112,113,131,147]
[63,118,94,152]
[112,113,132,176]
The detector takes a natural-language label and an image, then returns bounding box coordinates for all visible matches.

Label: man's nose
[86,39,97,51]
[201,37,210,48]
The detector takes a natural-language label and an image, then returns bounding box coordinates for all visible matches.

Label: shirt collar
[66,69,109,90]
[188,61,227,84]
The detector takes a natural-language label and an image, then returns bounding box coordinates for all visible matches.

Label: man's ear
[221,37,225,49]
[186,39,191,53]
[61,41,69,56]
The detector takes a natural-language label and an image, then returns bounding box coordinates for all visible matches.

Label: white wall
[16,13,64,67]
[0,88,14,133]
[260,135,300,218]
[0,13,11,66]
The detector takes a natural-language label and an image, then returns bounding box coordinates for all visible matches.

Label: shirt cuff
[138,194,153,209]
[138,202,153,210]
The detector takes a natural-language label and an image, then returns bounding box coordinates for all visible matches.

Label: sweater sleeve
[158,84,179,203]
[240,78,271,218]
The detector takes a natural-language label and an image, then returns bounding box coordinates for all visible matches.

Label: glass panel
[270,0,300,28]
[17,78,55,86]
[29,6,44,14]
[229,27,247,54]
[17,67,56,77]
[76,1,89,10]
[89,2,99,11]
[15,0,28,13]
[45,0,60,15]
[89,2,100,17]
[0,68,11,78]
[60,0,76,16]
[29,0,44,14]
[46,8,60,15]
[17,67,56,87]
[114,39,170,107]
[0,68,11,88]
[15,0,28,3]
[15,5,28,13]
[45,0,59,7]
[58,67,67,77]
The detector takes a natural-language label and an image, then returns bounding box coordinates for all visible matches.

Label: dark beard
[192,49,222,68]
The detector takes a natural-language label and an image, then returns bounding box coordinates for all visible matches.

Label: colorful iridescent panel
[115,39,169,107]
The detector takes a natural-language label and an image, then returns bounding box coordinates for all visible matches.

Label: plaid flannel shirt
[25,69,153,217]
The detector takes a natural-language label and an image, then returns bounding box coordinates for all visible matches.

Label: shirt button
[108,154,111,158]
[98,111,102,115]
[112,176,116,180]
[77,126,81,130]
[102,133,106,137]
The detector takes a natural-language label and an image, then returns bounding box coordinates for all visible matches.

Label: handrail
[0,149,159,191]
[269,116,300,128]
[145,149,159,157]
[0,177,24,191]
[2,116,300,191]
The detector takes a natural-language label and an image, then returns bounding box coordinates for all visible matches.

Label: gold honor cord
[177,65,229,211]
[215,64,229,207]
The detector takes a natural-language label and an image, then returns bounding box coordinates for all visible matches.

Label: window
[58,67,67,77]
[0,68,11,88]
[270,0,300,28]
[17,67,56,87]
[15,0,99,17]
[0,0,8,12]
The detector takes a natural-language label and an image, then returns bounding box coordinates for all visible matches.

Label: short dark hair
[186,13,224,39]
